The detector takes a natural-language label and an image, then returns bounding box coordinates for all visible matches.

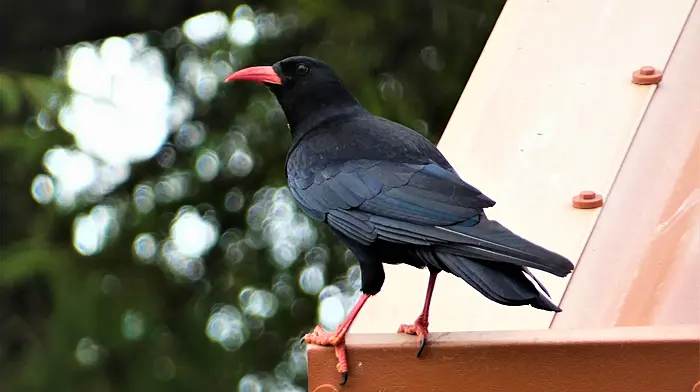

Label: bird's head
[225,56,361,132]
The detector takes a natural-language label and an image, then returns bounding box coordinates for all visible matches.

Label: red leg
[303,293,371,385]
[398,272,438,357]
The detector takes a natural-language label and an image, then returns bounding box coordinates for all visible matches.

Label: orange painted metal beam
[350,0,698,335]
[551,0,700,329]
[308,326,699,392]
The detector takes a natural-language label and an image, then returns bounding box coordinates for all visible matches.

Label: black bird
[225,56,575,385]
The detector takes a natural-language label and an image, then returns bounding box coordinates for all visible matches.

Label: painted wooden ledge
[307,325,699,392]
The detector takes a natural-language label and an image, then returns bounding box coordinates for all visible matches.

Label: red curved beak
[224,66,282,85]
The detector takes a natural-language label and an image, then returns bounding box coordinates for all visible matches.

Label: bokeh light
[170,208,218,258]
[299,264,325,295]
[30,174,55,204]
[73,205,119,256]
[229,5,259,46]
[62,37,172,165]
[74,337,101,367]
[206,304,250,351]
[183,11,230,45]
[122,309,146,340]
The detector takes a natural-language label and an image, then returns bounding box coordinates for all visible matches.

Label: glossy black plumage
[270,56,574,311]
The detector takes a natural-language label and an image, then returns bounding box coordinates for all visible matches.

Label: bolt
[632,66,663,85]
[580,191,596,200]
[572,191,604,209]
[639,66,655,75]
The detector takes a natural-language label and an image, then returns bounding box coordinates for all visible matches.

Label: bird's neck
[276,82,365,135]
[290,103,364,136]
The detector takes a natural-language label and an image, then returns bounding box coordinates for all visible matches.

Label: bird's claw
[303,325,351,384]
[303,325,343,346]
[398,318,430,358]
[417,336,427,358]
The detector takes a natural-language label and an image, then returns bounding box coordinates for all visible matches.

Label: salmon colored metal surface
[552,1,700,329]
[350,0,697,334]
[308,326,699,392]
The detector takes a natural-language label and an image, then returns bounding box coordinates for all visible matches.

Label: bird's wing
[288,159,495,245]
[289,159,573,277]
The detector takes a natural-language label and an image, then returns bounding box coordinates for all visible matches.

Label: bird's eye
[296,64,309,75]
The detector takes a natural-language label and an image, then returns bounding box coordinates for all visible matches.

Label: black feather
[434,252,561,312]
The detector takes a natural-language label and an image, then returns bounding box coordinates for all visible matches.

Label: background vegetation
[0,1,504,390]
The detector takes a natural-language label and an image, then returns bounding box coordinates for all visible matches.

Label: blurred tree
[0,0,504,391]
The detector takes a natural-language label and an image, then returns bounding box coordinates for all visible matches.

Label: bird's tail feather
[437,215,574,277]
[434,252,562,312]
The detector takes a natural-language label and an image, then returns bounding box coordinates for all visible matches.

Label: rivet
[572,191,604,209]
[580,191,596,200]
[632,66,663,85]
[639,66,655,75]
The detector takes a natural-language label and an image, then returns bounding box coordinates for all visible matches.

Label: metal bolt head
[639,66,655,75]
[572,191,604,209]
[632,66,663,85]
[580,191,596,200]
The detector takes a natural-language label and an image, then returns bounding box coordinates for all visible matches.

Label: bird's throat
[285,105,366,152]
[272,80,363,136]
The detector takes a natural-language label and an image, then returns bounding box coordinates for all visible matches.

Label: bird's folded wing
[288,159,573,277]
[288,159,494,243]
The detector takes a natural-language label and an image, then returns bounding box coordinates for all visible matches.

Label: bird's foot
[398,317,430,357]
[303,325,350,385]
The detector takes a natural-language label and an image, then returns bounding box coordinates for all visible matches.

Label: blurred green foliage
[0,0,504,391]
